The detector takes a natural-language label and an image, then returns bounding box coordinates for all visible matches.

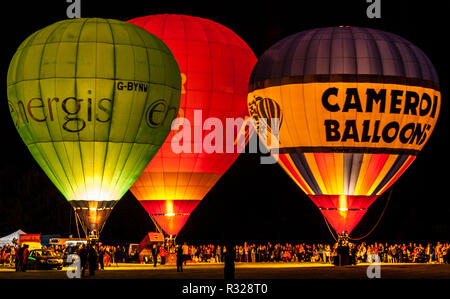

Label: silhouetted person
[78,244,88,277]
[15,245,23,272]
[224,244,235,280]
[182,242,189,266]
[22,245,29,272]
[98,246,105,270]
[88,244,98,276]
[151,244,158,267]
[176,245,183,272]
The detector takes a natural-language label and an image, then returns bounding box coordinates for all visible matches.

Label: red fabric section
[128,14,257,176]
[140,200,201,215]
[128,15,256,236]
[320,209,367,235]
[152,215,191,236]
[309,195,378,234]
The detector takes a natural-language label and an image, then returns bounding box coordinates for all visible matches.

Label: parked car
[27,249,63,270]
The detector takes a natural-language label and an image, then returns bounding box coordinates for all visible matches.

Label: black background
[0,0,449,246]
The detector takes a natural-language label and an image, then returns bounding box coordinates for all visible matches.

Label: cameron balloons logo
[248,96,284,140]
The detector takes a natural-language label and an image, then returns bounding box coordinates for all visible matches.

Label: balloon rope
[74,210,81,239]
[75,210,87,238]
[99,216,108,235]
[149,215,164,236]
[322,212,338,242]
[349,187,394,241]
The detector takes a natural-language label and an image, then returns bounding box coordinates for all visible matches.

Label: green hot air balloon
[7,18,181,236]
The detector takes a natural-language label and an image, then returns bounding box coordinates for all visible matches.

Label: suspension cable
[349,187,394,241]
[322,212,338,242]
[74,210,87,238]
[74,210,81,239]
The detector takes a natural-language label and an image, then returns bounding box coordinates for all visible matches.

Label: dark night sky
[0,0,449,245]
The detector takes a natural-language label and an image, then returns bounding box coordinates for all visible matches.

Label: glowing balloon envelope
[7,18,181,234]
[128,14,257,236]
[248,27,440,235]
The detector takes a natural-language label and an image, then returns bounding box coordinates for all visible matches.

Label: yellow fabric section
[248,82,440,152]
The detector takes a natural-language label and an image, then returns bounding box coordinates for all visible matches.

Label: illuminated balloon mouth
[318,207,366,211]
[310,195,378,234]
[70,200,116,233]
[137,200,202,236]
[151,213,191,217]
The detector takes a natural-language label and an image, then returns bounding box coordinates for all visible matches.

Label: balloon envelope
[248,27,440,235]
[128,14,257,236]
[7,18,181,233]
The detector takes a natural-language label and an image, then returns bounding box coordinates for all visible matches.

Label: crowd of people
[1,240,449,270]
[166,241,450,265]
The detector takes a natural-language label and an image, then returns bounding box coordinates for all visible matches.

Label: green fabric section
[7,18,181,209]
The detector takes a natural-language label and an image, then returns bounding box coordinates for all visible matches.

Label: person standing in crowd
[324,244,331,263]
[224,244,235,280]
[21,244,29,272]
[15,245,23,272]
[216,245,222,263]
[105,246,112,267]
[251,245,256,263]
[182,242,189,266]
[151,244,158,267]
[78,244,88,277]
[243,243,249,263]
[88,243,98,276]
[98,245,105,270]
[238,245,243,262]
[176,245,183,272]
[160,245,166,265]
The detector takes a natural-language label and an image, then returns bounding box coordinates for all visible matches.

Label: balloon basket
[333,231,353,266]
[88,230,99,242]
[165,235,176,248]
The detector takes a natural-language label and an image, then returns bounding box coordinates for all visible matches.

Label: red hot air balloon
[248,27,440,236]
[128,15,257,237]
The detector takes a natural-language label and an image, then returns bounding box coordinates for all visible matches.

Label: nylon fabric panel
[303,153,327,194]
[288,153,321,194]
[131,172,221,200]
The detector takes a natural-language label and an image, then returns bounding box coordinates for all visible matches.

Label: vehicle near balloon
[128,14,257,238]
[7,18,182,237]
[248,26,440,237]
[27,249,64,270]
